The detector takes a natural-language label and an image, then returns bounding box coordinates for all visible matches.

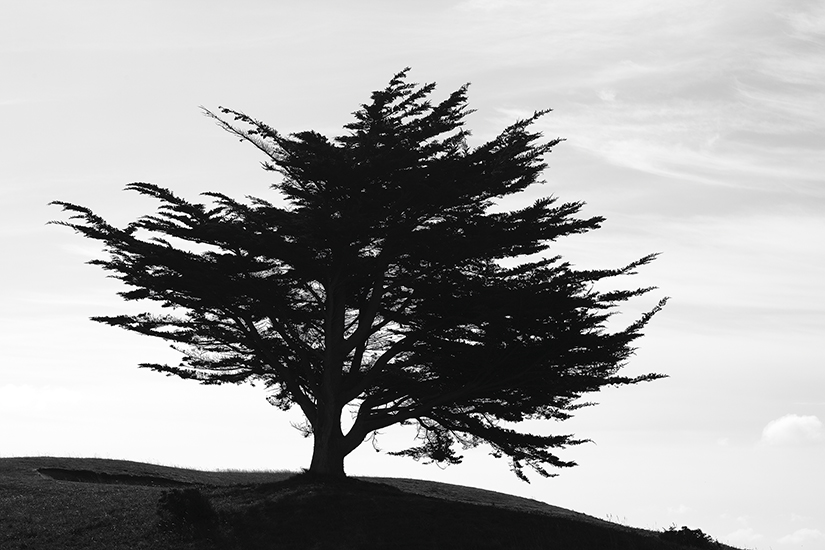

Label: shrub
[659,525,720,548]
[156,487,217,539]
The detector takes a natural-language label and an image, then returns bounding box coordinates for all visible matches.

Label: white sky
[2,1,823,547]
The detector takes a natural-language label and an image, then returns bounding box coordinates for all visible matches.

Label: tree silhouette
[51,69,667,481]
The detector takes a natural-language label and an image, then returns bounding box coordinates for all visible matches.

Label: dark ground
[0,456,740,550]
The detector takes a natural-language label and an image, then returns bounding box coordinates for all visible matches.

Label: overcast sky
[2,1,823,548]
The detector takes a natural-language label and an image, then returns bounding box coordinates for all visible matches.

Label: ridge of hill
[0,456,740,550]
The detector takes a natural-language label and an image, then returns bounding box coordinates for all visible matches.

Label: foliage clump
[659,525,720,548]
[156,487,218,539]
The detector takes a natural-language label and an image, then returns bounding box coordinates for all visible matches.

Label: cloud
[724,527,764,547]
[778,528,825,545]
[597,90,617,102]
[452,0,726,75]
[667,504,690,515]
[761,414,825,446]
[782,1,825,42]
[460,0,825,202]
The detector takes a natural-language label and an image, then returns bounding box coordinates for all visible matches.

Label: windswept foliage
[52,69,666,481]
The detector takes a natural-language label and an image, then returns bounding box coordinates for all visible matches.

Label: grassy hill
[0,457,740,550]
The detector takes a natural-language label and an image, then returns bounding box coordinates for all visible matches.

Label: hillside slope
[0,457,739,550]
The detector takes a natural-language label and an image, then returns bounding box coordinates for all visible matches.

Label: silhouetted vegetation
[156,487,218,540]
[660,525,721,548]
[2,457,742,550]
[51,68,667,481]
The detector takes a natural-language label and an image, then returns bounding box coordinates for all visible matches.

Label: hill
[0,457,739,549]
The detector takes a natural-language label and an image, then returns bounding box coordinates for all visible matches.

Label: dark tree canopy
[51,69,667,481]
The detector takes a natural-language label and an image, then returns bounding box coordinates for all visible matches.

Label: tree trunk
[307,403,347,479]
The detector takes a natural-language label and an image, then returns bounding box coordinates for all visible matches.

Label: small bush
[157,487,217,539]
[659,525,720,548]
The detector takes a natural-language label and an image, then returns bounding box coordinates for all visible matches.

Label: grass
[0,456,741,550]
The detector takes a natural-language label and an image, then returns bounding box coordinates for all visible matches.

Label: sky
[1,0,823,547]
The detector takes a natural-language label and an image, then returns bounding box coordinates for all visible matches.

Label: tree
[51,69,667,481]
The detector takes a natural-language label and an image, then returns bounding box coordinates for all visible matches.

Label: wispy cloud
[452,0,824,205]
